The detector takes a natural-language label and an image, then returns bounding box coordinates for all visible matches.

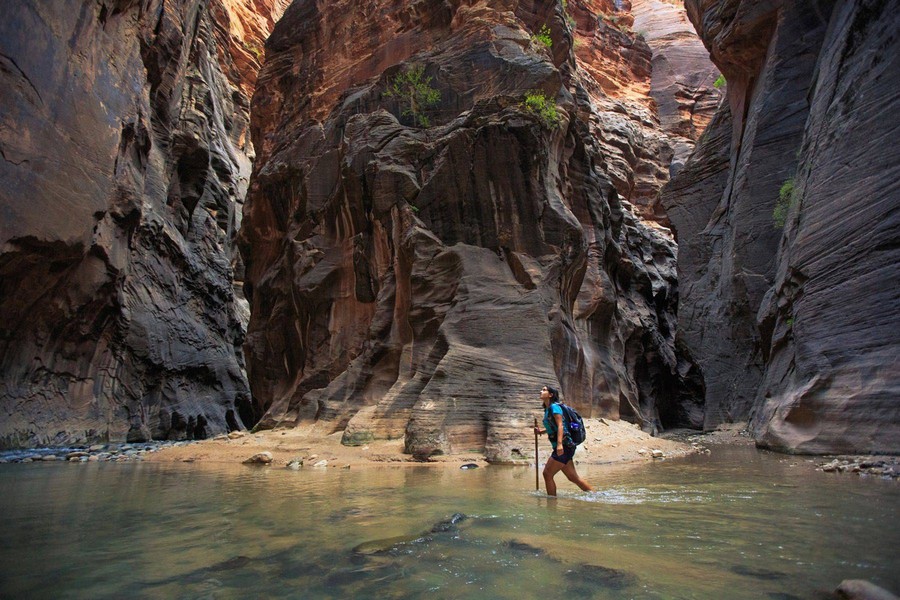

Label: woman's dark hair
[545,385,561,404]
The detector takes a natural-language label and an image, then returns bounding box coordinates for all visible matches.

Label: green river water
[0,446,897,599]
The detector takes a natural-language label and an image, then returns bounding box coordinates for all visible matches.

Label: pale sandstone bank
[145,418,732,469]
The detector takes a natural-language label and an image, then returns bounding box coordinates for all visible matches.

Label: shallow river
[1,446,897,599]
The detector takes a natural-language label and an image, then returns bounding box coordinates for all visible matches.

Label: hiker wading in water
[533,385,593,496]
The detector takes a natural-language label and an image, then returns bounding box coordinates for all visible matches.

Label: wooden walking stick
[533,416,540,491]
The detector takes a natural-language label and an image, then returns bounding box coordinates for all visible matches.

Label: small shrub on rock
[773,177,797,228]
[523,91,561,129]
[531,24,553,48]
[384,65,440,128]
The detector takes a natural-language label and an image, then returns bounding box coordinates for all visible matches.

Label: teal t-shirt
[543,403,569,447]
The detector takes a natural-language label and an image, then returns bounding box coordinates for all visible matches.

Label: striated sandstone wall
[0,0,285,447]
[663,0,900,452]
[240,0,717,460]
[569,0,721,221]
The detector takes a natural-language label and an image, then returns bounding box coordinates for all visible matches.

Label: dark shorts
[550,446,576,465]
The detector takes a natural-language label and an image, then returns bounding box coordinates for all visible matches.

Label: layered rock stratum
[239,0,719,461]
[0,0,288,447]
[662,0,900,453]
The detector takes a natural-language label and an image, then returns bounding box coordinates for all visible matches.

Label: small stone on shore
[243,451,273,465]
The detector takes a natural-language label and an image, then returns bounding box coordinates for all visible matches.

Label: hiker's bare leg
[542,459,564,496]
[562,460,593,492]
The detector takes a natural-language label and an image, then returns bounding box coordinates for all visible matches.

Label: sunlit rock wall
[240,0,717,460]
[0,0,287,447]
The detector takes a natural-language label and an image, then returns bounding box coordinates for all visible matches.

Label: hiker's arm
[554,413,564,452]
[533,426,546,434]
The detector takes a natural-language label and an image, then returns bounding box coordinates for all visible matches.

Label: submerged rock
[730,565,787,581]
[567,563,638,591]
[352,513,469,556]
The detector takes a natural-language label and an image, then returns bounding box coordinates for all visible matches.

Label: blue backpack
[560,404,586,446]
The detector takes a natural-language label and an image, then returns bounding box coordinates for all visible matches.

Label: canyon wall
[240,0,718,460]
[0,0,287,447]
[662,0,899,452]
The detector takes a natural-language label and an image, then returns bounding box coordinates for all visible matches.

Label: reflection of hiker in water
[533,385,593,496]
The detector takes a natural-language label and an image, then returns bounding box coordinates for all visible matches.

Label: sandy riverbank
[145,419,747,469]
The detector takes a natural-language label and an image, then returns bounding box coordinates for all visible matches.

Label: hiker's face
[540,387,550,405]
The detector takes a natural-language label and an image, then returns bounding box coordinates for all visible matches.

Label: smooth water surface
[1,446,897,599]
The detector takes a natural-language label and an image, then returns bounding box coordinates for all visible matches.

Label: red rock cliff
[240,0,718,459]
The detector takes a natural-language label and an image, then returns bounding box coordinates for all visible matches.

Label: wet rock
[242,451,273,465]
[429,513,467,534]
[353,513,469,556]
[730,565,787,581]
[208,556,253,572]
[460,463,479,470]
[651,449,664,458]
[286,459,303,470]
[835,580,899,600]
[312,460,328,468]
[505,540,547,557]
[568,563,638,591]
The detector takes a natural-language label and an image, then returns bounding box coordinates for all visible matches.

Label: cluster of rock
[0,0,287,448]
[661,0,900,453]
[819,458,899,480]
[0,442,191,464]
[241,450,339,469]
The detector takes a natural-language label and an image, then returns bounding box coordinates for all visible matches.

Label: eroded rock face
[752,0,900,453]
[630,0,720,178]
[0,0,285,447]
[240,0,714,460]
[570,0,721,221]
[663,0,900,452]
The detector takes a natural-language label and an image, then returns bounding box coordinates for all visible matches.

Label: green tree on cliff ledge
[384,65,441,128]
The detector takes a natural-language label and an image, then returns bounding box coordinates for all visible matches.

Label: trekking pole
[533,416,539,491]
